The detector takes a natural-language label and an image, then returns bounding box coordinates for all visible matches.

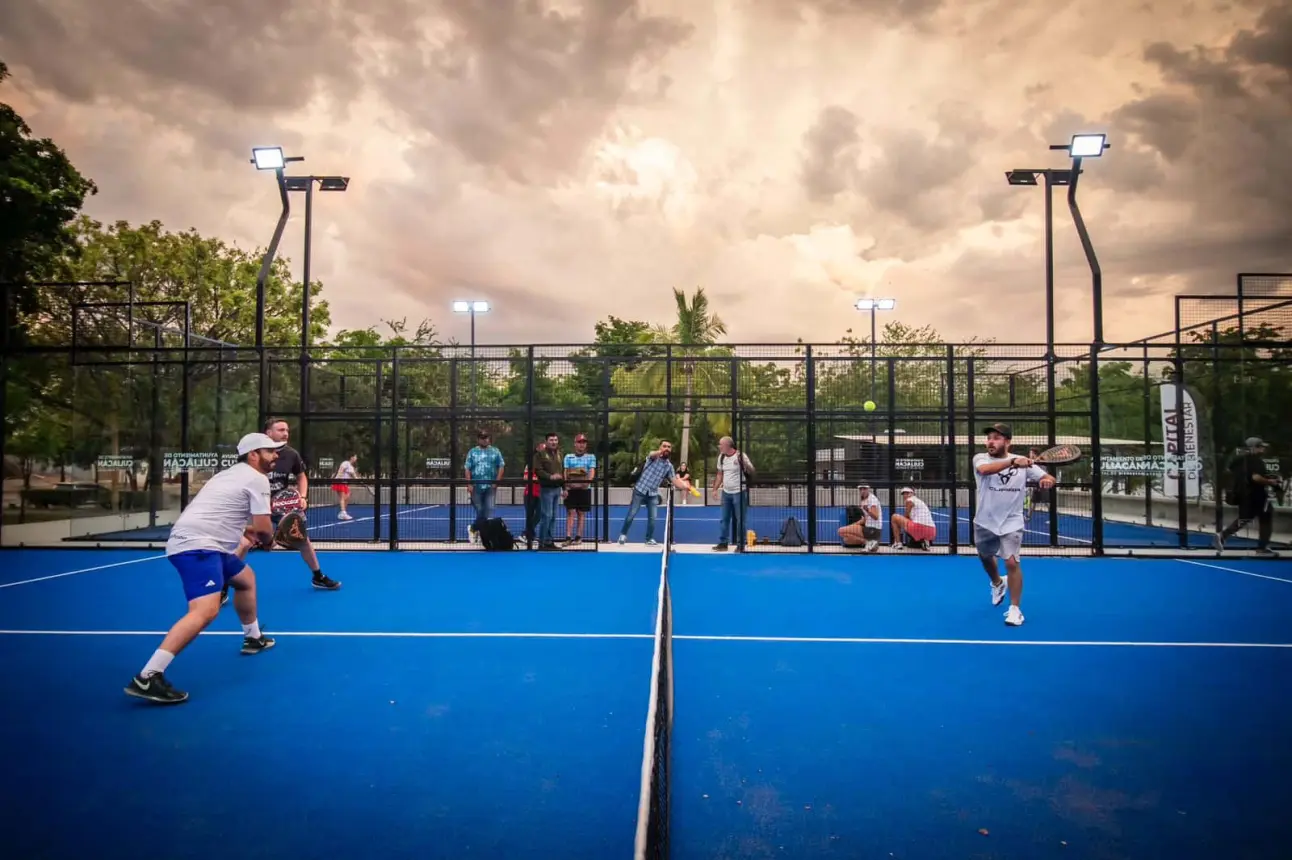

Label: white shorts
[974,525,1024,560]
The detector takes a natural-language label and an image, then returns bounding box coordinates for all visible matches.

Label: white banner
[1160,383,1201,498]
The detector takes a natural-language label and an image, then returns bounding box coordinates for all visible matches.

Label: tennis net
[633,491,674,859]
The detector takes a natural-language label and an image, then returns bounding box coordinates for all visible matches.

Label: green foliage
[0,62,98,298]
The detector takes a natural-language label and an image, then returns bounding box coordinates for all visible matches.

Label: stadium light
[1049,133,1111,346]
[251,147,286,170]
[249,146,304,424]
[855,297,896,401]
[280,172,351,454]
[453,300,491,407]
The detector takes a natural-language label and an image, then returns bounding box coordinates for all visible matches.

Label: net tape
[633,492,674,859]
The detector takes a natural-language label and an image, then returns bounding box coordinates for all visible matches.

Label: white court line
[0,629,1288,648]
[930,510,1093,545]
[0,505,442,591]
[0,629,543,638]
[1177,559,1292,585]
[0,554,166,589]
[307,504,441,530]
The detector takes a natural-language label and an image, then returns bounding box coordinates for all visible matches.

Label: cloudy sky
[2,0,1289,349]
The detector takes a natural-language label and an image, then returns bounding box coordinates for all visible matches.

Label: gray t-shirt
[973,452,1047,536]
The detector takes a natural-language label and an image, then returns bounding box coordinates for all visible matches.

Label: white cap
[899,486,915,494]
[236,432,287,456]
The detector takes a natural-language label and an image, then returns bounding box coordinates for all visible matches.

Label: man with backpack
[711,436,755,551]
[1216,437,1282,556]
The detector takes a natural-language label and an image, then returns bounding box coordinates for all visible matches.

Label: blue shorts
[170,550,247,601]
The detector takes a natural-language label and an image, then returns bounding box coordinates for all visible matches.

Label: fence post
[389,349,400,550]
[526,346,536,550]
[373,361,384,543]
[1089,348,1105,555]
[805,345,816,553]
[946,345,958,553]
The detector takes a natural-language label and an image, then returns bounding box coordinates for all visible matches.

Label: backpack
[779,516,805,547]
[478,517,518,550]
[1223,454,1244,506]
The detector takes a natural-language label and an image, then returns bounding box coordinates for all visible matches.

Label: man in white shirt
[973,423,1056,627]
[710,436,755,550]
[124,432,283,705]
[838,484,882,552]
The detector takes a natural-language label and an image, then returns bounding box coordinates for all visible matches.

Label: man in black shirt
[224,418,342,602]
[1216,436,1282,556]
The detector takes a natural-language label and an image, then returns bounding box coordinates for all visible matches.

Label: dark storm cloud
[0,0,366,112]
[365,0,694,182]
[800,106,862,203]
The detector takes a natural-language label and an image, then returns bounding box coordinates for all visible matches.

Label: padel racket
[271,488,305,515]
[1029,444,1082,466]
[274,511,309,550]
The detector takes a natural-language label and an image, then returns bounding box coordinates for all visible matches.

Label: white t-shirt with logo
[166,462,272,556]
[973,453,1048,536]
[717,451,754,494]
[859,494,883,529]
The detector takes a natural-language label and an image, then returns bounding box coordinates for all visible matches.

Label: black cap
[983,422,1012,439]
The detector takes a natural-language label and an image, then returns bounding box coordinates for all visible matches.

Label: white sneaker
[991,579,1007,606]
[617,535,627,545]
[1004,606,1025,626]
[890,542,904,551]
[645,539,659,546]
[337,512,353,521]
[864,540,878,553]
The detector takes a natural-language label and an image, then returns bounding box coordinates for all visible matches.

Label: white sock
[141,649,174,679]
[242,620,261,639]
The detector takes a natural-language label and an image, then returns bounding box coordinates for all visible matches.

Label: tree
[4,218,332,485]
[643,287,728,469]
[0,62,98,307]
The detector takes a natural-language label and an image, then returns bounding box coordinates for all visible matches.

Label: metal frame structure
[5,309,1289,555]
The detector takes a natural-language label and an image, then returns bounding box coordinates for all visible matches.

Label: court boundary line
[1176,558,1292,584]
[0,554,166,589]
[0,629,1289,648]
[0,505,446,590]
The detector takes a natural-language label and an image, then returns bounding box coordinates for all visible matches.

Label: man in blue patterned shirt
[464,429,504,541]
[617,440,694,546]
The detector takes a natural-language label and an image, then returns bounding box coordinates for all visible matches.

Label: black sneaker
[124,672,188,704]
[312,573,341,590]
[241,634,276,655]
[220,586,230,607]
[713,543,728,551]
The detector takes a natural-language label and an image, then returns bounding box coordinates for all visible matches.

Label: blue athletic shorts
[169,550,247,601]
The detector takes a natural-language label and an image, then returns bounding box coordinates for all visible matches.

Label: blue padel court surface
[3,547,1291,859]
[69,501,1261,549]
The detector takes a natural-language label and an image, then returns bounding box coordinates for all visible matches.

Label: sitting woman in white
[891,486,936,550]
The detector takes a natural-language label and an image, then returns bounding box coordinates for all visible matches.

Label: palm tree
[646,287,728,469]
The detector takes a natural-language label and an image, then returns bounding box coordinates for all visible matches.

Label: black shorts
[565,488,592,512]
[863,526,881,541]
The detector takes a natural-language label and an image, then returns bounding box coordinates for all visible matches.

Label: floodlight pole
[1051,135,1110,554]
[251,150,304,426]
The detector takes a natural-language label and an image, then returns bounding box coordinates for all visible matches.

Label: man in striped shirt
[617,440,694,546]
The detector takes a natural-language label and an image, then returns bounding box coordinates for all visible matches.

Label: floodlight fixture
[251,147,285,170]
[284,176,312,192]
[854,298,896,311]
[318,176,350,192]
[1005,170,1039,186]
[454,300,490,314]
[1069,133,1108,158]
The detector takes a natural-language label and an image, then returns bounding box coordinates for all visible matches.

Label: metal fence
[3,277,1290,556]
